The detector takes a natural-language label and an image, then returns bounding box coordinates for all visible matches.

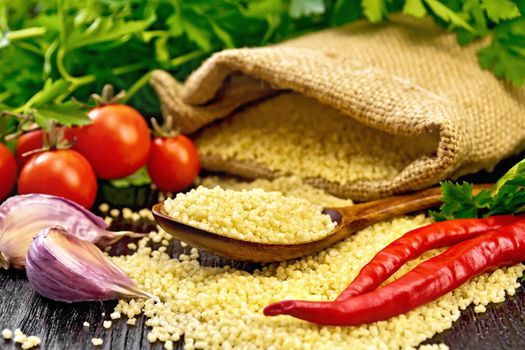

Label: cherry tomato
[0,143,17,201]
[18,149,98,209]
[74,104,151,179]
[147,135,200,192]
[16,128,77,167]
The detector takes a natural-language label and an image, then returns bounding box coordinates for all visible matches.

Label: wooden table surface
[1,154,525,350]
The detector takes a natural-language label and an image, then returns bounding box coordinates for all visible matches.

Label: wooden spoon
[152,184,491,262]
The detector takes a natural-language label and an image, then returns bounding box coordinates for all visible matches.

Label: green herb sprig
[0,0,523,134]
[431,158,525,221]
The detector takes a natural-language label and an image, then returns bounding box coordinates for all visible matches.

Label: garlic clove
[0,194,145,269]
[26,227,155,303]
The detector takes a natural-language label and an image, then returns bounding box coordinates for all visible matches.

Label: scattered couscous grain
[110,312,121,320]
[83,322,90,328]
[127,243,137,251]
[98,203,110,213]
[147,332,157,343]
[139,209,151,218]
[110,209,120,218]
[21,336,41,349]
[127,318,137,326]
[104,216,113,226]
[198,175,353,208]
[111,212,524,349]
[196,93,438,186]
[2,328,12,340]
[13,328,26,344]
[164,186,337,244]
[122,208,133,220]
[164,340,174,350]
[91,338,103,346]
[474,304,487,313]
[103,321,112,329]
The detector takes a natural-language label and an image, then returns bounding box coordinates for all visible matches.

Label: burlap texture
[151,15,525,201]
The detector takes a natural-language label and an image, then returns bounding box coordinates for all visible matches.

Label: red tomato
[16,128,77,167]
[74,104,151,179]
[18,149,98,209]
[0,143,17,201]
[147,135,200,192]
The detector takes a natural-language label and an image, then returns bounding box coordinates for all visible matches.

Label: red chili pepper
[336,215,523,301]
[264,220,525,326]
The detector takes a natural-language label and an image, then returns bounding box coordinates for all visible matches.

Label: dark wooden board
[1,153,525,350]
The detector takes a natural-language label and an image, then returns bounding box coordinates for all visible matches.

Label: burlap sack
[151,15,525,201]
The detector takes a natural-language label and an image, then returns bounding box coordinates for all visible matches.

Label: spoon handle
[337,184,493,227]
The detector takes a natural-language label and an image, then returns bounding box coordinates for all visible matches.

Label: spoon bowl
[152,184,491,262]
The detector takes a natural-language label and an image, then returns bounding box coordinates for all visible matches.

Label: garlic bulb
[26,227,154,302]
[0,194,144,269]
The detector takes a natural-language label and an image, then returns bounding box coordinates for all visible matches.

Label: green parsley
[0,0,523,134]
[430,158,525,221]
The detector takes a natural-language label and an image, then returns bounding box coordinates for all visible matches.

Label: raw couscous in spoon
[152,184,491,262]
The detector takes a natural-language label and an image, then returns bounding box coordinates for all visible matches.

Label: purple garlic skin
[26,227,154,303]
[0,194,142,269]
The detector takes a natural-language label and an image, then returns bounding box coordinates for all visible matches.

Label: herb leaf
[362,0,387,23]
[431,158,525,220]
[65,18,151,51]
[289,0,325,18]
[481,0,521,23]
[33,101,90,128]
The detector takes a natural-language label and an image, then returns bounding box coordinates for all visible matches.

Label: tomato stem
[90,84,127,106]
[151,115,179,138]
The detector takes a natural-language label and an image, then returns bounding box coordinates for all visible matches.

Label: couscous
[111,209,524,349]
[197,93,438,185]
[163,186,337,244]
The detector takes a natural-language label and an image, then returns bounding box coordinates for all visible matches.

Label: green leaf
[478,28,525,87]
[208,19,235,49]
[424,0,475,32]
[110,166,151,188]
[154,34,170,62]
[289,0,325,19]
[167,10,213,52]
[26,79,71,108]
[243,0,286,18]
[33,101,90,128]
[64,17,151,50]
[183,19,213,52]
[431,158,525,220]
[362,0,387,22]
[429,181,491,220]
[331,0,363,25]
[403,0,427,18]
[457,0,488,45]
[491,158,525,195]
[481,0,520,23]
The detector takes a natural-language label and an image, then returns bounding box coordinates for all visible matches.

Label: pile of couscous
[107,178,524,350]
[196,93,438,185]
[163,186,337,244]
[198,176,353,208]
